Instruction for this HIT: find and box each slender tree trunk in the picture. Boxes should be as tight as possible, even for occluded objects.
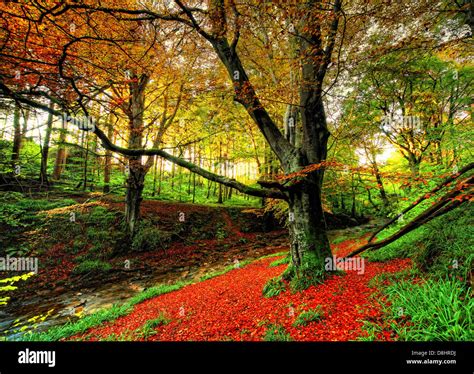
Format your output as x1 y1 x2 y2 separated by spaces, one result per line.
192 170 196 204
125 74 149 236
82 134 89 191
103 121 113 193
39 103 54 185
157 156 163 195
171 148 176 190
11 103 22 168
407 153 421 177
21 106 29 140
217 141 223 203
52 116 67 181
374 165 389 208
152 156 158 197
125 163 145 235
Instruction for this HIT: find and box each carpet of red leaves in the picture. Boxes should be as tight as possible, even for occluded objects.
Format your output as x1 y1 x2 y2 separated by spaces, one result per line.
74 238 411 342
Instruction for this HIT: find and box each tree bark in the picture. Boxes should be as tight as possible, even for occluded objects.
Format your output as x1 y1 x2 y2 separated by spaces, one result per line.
11 103 21 168
125 73 149 236
284 174 331 288
103 120 114 193
52 116 67 181
39 103 54 185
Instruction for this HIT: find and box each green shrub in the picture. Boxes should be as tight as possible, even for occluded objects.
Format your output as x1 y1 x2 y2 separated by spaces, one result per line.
73 260 112 275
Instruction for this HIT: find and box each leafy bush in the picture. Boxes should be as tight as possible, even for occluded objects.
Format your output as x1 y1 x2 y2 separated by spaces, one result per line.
215 224 227 240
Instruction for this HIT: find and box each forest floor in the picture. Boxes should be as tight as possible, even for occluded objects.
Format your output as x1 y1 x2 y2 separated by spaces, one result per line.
1 198 288 336
69 237 411 341
2 196 410 341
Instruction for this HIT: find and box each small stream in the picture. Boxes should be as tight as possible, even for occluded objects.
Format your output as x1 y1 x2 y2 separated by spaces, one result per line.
0 263 220 341
0 220 382 340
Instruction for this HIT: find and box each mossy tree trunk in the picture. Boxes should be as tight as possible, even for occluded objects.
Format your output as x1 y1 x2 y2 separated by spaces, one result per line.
284 175 331 289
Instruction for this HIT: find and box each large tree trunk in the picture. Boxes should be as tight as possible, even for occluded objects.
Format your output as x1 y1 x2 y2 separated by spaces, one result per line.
284 177 331 288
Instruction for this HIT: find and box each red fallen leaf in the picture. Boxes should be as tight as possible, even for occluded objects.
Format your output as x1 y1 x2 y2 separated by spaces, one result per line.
70 241 411 342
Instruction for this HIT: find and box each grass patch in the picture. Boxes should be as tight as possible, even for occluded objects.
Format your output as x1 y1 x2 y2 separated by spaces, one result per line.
269 256 289 268
382 277 473 341
331 235 349 245
137 314 171 339
292 306 324 327
263 324 292 341
262 276 286 297
360 204 473 341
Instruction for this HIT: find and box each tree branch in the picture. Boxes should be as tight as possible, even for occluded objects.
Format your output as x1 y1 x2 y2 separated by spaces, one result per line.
345 178 473 258
0 89 287 201
368 162 474 242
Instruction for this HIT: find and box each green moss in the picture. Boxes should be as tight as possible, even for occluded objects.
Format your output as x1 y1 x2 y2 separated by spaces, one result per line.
283 252 327 292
